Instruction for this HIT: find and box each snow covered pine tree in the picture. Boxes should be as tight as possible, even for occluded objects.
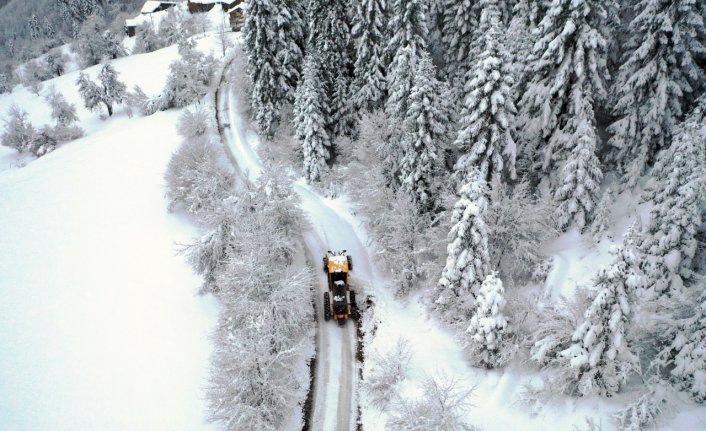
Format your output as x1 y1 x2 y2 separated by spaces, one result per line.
398 52 450 214
638 119 706 298
307 0 354 138
453 0 517 183
658 288 706 403
437 169 492 323
244 0 305 137
518 0 609 228
440 0 481 87
293 54 330 183
351 0 388 112
466 272 509 368
561 226 642 396
608 0 706 187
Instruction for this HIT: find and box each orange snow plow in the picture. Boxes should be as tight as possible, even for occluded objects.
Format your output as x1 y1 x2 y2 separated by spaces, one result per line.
322 250 357 326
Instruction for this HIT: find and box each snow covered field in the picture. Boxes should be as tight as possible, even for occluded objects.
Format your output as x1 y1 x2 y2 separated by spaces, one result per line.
0 41 220 431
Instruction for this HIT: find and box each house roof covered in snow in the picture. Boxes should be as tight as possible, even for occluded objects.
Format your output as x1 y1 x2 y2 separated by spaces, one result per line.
141 1 162 13
141 1 179 14
226 3 244 13
126 15 148 27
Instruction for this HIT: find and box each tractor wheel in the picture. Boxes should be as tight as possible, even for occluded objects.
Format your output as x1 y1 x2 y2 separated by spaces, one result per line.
347 255 353 271
349 290 358 320
323 292 331 321
323 257 328 273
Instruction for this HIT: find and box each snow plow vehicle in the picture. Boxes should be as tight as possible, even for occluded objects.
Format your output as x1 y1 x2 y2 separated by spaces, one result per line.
322 250 357 326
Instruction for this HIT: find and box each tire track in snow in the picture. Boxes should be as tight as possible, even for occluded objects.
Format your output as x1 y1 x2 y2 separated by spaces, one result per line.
216 62 362 431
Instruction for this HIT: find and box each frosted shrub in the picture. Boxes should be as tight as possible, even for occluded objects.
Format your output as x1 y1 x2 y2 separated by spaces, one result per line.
203 178 312 430
487 177 555 281
76 63 127 117
46 124 84 144
373 191 446 296
1 104 83 157
162 47 216 109
74 14 125 68
126 85 164 116
615 383 669 431
184 206 238 294
347 127 447 296
164 137 235 221
0 73 11 94
177 106 213 139
253 174 306 243
363 337 412 409
45 50 67 77
209 263 313 429
530 290 592 368
158 8 183 46
45 87 78 126
178 13 209 39
530 259 554 284
1 106 36 154
499 287 539 364
20 58 53 91
183 174 304 293
134 22 164 54
28 127 57 157
388 375 478 431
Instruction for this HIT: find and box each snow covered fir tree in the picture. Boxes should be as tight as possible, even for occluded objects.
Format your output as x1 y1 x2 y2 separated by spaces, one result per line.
0 0 705 430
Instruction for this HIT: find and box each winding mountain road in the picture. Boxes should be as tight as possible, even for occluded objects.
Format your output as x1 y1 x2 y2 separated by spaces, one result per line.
216 61 371 431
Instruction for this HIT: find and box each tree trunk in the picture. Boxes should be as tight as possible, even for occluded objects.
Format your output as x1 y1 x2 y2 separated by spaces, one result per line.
106 102 113 116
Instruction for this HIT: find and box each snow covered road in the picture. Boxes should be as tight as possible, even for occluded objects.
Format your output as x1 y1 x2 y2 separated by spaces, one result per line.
218 68 369 431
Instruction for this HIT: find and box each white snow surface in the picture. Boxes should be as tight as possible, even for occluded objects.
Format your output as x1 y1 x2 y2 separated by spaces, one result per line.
0 37 227 431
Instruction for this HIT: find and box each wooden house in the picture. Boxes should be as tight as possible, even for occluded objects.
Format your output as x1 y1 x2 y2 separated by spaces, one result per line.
187 0 217 13
227 3 245 31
